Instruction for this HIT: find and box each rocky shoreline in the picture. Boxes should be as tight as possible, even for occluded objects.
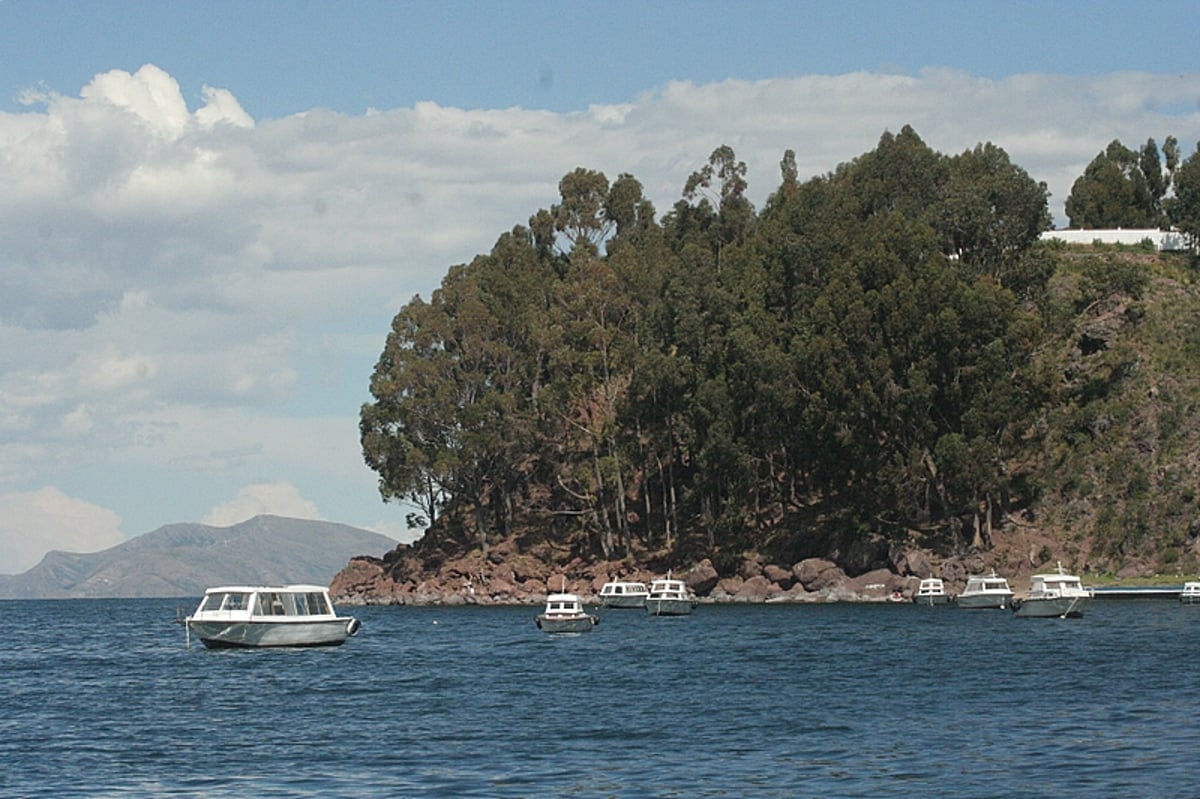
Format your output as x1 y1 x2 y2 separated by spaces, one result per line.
329 538 949 606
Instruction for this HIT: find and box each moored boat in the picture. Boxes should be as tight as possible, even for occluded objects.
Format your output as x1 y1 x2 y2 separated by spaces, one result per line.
957 571 1014 610
645 574 697 616
1181 582 1200 604
185 585 361 648
1012 563 1092 618
599 580 649 609
536 591 599 633
912 577 953 606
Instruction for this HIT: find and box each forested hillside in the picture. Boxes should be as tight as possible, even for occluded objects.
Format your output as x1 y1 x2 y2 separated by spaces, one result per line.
360 126 1200 581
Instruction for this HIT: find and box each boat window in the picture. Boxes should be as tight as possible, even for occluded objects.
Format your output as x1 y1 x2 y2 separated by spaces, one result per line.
306 592 331 614
255 592 287 615
205 592 249 612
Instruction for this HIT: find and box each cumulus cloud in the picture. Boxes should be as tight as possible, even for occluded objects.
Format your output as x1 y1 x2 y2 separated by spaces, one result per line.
0 488 124 574
1 64 1199 571
202 482 321 527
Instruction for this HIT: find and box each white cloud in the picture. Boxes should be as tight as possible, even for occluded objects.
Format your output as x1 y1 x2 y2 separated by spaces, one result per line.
1 65 1199 571
0 488 124 574
202 482 321 527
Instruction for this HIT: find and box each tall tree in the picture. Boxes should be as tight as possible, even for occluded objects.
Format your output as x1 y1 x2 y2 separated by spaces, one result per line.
933 142 1051 285
1065 139 1161 228
1170 139 1200 247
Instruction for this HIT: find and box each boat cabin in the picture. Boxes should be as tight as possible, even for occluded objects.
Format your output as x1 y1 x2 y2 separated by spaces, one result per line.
648 578 690 598
600 581 648 597
193 585 337 620
1029 572 1086 598
915 578 947 596
541 593 586 618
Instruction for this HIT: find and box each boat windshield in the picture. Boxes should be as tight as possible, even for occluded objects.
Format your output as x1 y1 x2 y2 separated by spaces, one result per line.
201 592 251 612
254 591 332 616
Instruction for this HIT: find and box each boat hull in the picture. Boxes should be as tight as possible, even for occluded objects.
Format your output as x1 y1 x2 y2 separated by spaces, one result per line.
1013 596 1090 618
188 617 359 648
645 599 694 616
912 595 953 606
956 594 1012 610
536 614 598 633
601 596 647 609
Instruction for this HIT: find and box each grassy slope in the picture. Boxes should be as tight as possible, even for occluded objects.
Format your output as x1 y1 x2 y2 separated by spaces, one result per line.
987 246 1200 582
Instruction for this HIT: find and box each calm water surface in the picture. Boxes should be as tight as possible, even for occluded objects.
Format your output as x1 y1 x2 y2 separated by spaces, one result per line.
2 598 1198 797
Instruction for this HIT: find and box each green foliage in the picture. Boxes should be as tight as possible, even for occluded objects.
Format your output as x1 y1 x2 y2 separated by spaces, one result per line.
1170 139 1200 248
1065 138 1171 228
362 128 1200 573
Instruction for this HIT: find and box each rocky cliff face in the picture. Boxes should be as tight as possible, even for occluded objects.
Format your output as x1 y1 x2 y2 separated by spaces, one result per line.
330 536 929 606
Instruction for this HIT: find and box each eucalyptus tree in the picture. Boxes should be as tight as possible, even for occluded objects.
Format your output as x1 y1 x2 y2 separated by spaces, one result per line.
361 227 553 555
1169 139 1200 247
933 142 1051 287
1065 139 1163 228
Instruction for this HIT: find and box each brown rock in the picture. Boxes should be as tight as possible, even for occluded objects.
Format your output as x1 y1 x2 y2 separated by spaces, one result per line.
715 576 744 597
739 555 764 579
684 559 720 596
846 568 900 601
734 575 773 602
793 558 844 592
762 564 794 589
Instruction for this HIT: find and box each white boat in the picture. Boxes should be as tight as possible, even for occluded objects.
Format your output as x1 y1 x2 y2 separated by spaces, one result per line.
536 592 599 633
185 585 361 648
645 575 697 616
1012 563 1092 618
957 571 1014 610
1181 582 1200 604
599 580 649 608
912 577 953 606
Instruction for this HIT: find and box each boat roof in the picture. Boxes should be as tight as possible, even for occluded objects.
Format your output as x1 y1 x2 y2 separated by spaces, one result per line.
203 584 330 594
546 592 582 601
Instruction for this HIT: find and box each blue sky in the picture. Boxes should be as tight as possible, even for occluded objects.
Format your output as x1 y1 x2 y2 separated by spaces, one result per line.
6 1 1197 119
1 0 1198 574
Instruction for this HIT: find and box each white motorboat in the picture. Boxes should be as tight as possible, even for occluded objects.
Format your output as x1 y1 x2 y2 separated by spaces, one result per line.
599 580 649 608
645 575 697 616
185 585 361 648
536 592 599 633
912 577 953 606
957 571 1014 610
1181 582 1200 604
1012 563 1092 618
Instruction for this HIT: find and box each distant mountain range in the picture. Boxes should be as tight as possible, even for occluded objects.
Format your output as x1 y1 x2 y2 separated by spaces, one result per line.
0 515 396 599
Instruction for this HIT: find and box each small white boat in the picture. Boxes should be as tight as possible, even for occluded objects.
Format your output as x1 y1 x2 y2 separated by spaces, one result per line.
912 577 953 606
536 592 599 633
957 571 1014 610
645 575 697 616
185 585 361 648
1181 582 1200 604
1013 563 1092 618
599 580 649 608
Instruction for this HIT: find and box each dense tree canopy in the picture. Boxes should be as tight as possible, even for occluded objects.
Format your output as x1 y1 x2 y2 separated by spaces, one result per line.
362 130 1065 567
1170 139 1200 247
1065 138 1175 228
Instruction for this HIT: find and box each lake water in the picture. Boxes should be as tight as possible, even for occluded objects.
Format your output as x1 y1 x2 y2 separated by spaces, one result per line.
2 597 1198 798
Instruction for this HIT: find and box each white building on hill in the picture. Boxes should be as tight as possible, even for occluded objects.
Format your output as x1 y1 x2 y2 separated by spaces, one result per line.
1040 228 1191 251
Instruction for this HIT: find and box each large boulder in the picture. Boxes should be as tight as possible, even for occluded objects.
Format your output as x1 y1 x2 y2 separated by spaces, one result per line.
685 559 720 596
762 563 795 590
733 575 774 602
845 568 903 601
793 558 845 592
